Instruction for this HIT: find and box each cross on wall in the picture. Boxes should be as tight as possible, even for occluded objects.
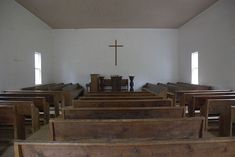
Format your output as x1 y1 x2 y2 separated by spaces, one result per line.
109 40 124 66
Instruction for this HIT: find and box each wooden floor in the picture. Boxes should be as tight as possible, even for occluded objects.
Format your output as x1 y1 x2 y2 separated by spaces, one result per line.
0 146 13 157
0 124 33 157
0 142 11 156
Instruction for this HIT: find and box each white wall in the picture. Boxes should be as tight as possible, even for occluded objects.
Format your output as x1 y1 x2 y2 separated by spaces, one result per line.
0 0 53 91
52 29 179 90
7 0 234 91
179 0 235 89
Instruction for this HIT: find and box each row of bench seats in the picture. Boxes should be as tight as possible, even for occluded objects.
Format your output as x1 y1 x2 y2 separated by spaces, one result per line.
2 82 235 157
0 83 84 142
15 88 235 157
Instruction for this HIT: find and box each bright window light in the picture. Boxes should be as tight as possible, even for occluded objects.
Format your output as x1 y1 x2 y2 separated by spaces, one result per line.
191 52 199 85
34 52 42 85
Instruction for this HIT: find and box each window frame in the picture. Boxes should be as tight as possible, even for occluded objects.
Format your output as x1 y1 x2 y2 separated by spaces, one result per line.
191 52 199 85
34 52 42 85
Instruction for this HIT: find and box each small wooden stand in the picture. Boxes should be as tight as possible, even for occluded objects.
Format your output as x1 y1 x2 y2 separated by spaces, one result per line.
90 74 99 92
99 76 104 91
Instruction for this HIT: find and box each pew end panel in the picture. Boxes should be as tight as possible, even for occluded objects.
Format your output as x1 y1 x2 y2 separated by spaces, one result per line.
200 99 235 137
0 105 25 140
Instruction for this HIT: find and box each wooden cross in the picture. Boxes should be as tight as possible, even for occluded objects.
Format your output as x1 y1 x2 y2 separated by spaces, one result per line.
109 40 124 66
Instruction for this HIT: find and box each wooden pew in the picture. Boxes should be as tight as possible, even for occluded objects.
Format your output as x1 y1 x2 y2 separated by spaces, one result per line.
86 92 155 96
49 117 204 141
0 97 49 123
167 82 194 90
73 99 172 108
0 92 55 107
142 83 175 104
176 82 212 90
14 137 235 157
21 83 58 90
61 87 84 106
169 82 212 90
176 89 232 106
181 92 235 107
156 83 187 105
231 106 235 135
165 83 193 105
0 105 24 140
6 86 84 107
47 83 71 91
62 106 185 119
200 99 235 136
191 95 235 116
157 83 185 93
79 96 162 100
33 83 64 90
0 101 40 132
142 83 168 95
0 93 55 116
4 90 63 116
49 83 84 106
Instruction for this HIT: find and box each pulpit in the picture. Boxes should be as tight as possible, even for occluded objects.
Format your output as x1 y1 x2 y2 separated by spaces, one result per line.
88 74 134 92
111 76 122 92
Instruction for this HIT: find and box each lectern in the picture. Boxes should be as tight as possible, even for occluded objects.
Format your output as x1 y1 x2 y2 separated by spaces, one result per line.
111 76 122 92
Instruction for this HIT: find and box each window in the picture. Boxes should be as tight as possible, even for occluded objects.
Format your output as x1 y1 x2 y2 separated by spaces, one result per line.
34 52 42 85
191 52 198 85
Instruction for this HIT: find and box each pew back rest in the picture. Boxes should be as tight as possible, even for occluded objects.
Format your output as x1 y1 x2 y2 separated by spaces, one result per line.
62 106 185 119
0 105 16 125
182 92 235 106
49 117 204 141
73 99 172 108
14 138 235 157
79 96 162 100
